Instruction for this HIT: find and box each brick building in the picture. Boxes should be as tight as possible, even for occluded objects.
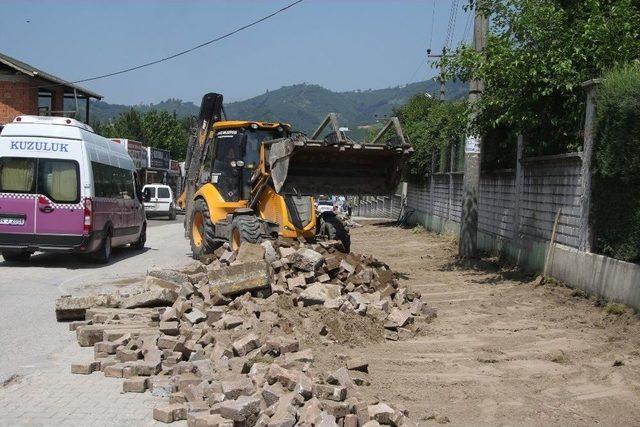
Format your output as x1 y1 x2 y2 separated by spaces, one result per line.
0 52 102 126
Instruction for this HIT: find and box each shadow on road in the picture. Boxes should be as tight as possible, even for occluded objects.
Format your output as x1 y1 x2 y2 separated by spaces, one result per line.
0 246 154 270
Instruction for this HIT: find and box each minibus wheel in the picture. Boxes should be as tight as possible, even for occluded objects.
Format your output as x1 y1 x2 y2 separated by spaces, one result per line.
131 224 146 250
2 251 31 263
94 233 112 264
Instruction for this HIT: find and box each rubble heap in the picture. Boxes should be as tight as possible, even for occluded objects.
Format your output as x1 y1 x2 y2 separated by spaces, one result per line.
58 239 436 426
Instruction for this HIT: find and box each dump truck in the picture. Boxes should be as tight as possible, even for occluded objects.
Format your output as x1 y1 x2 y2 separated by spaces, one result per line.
180 92 411 258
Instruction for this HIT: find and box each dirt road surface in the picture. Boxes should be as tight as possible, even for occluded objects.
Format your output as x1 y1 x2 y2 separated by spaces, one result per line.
1 219 638 426
345 221 640 426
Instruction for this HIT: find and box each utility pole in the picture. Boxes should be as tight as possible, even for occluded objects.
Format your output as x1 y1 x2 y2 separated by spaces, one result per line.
458 1 489 258
427 48 450 101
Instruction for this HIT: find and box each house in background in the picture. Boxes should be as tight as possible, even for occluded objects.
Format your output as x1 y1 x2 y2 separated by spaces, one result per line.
0 52 102 126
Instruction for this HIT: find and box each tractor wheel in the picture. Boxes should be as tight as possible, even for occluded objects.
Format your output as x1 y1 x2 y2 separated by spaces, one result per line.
319 214 351 253
190 198 221 259
230 215 262 252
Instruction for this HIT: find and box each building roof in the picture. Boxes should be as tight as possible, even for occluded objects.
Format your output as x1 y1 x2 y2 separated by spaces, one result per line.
0 52 103 99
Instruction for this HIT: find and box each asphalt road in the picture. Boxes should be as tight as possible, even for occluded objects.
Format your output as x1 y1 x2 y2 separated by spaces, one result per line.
0 217 191 384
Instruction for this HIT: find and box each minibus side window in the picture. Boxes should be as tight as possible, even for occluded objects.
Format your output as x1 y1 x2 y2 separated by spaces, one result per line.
0 158 36 193
92 162 134 200
119 169 135 200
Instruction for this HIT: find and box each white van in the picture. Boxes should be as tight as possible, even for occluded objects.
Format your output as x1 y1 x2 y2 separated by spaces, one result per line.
0 116 147 263
142 184 177 220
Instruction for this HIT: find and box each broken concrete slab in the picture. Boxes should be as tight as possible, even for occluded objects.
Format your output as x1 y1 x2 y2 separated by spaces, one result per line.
313 384 347 402
368 403 395 425
211 395 261 422
148 268 191 286
299 283 342 306
153 403 187 423
233 333 261 356
208 261 270 297
346 359 369 373
235 242 265 263
55 294 120 321
70 361 101 375
120 289 178 309
290 248 324 272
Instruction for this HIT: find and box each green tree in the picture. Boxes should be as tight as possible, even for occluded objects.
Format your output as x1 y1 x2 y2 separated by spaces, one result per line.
92 109 194 161
112 109 144 141
590 64 640 262
390 94 467 180
141 110 189 160
439 0 640 153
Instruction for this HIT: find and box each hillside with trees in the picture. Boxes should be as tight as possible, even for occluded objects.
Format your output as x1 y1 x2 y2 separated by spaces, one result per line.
89 79 466 137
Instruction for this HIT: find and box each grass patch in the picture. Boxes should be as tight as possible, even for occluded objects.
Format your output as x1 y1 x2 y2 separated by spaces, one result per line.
548 350 570 364
571 288 588 298
411 224 426 234
605 302 626 315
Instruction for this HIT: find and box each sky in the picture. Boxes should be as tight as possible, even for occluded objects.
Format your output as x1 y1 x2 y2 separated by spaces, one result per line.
0 0 473 105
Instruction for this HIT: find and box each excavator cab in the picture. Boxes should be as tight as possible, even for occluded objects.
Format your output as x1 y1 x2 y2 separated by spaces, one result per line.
209 125 288 202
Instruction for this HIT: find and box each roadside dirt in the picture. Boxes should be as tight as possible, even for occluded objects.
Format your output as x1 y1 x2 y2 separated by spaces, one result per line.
341 221 640 426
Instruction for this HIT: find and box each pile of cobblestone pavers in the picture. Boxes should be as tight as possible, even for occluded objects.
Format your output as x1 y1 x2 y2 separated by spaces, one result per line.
56 239 436 426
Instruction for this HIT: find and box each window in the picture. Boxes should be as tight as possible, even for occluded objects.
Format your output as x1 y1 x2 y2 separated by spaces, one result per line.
157 187 170 199
38 159 79 203
91 162 135 199
0 158 36 193
145 187 156 198
0 157 79 203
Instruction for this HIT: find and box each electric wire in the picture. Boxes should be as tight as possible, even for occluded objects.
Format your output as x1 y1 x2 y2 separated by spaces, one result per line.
408 0 438 83
41 0 304 88
461 9 473 45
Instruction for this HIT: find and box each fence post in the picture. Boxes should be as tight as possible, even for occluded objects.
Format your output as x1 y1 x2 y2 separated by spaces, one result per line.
578 79 601 253
448 143 455 220
429 148 436 215
512 135 525 250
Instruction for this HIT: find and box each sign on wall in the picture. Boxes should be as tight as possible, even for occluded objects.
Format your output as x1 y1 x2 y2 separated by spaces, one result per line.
147 147 171 171
112 139 148 170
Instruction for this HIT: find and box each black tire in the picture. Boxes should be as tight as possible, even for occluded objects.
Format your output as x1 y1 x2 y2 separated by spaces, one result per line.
2 251 31 262
131 223 146 250
319 214 351 253
94 233 112 264
190 198 221 259
169 206 177 221
230 215 262 251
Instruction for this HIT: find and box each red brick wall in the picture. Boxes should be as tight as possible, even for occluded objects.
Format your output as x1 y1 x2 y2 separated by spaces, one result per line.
0 81 39 125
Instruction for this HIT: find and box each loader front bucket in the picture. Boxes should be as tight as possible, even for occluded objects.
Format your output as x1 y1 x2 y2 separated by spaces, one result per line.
268 138 412 196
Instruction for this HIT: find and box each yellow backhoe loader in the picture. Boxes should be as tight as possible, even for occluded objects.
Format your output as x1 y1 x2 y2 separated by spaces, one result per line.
179 92 411 258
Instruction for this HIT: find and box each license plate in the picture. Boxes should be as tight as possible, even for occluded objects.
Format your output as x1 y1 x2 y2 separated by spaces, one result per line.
0 217 25 226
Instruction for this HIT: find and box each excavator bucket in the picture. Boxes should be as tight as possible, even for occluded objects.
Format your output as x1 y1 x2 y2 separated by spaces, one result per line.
268 116 412 196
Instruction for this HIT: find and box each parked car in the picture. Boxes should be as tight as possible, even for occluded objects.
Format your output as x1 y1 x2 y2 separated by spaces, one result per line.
315 196 336 214
142 184 177 220
0 116 147 263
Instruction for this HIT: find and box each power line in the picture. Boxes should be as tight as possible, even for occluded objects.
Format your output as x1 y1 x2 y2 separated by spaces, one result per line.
451 0 461 48
461 9 473 44
428 0 436 50
444 0 455 49
408 0 438 83
43 0 304 87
